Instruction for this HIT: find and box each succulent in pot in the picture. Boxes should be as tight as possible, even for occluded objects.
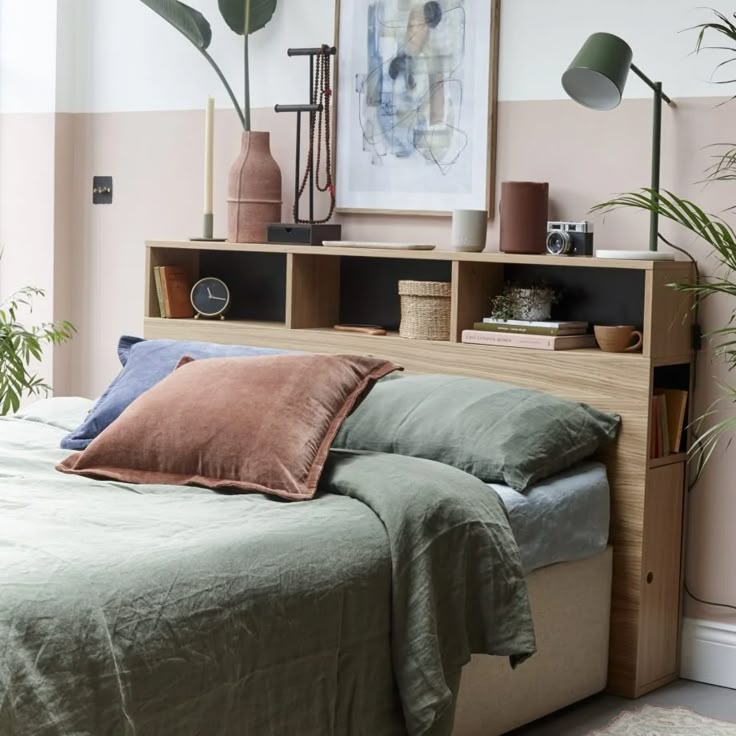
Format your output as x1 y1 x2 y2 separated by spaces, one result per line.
489 284 560 322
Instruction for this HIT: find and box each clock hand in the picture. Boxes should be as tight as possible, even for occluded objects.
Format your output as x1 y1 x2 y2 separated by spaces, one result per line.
210 295 227 301
207 287 213 298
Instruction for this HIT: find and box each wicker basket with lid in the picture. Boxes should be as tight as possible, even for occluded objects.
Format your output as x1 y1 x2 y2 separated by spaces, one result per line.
398 280 452 341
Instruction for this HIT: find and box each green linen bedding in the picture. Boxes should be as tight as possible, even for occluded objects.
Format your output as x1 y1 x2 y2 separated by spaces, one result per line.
0 399 535 736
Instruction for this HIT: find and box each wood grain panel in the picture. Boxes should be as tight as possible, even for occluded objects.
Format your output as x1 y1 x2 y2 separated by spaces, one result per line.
451 261 504 341
286 253 340 329
637 462 685 693
644 264 695 361
147 241 695 270
144 319 650 696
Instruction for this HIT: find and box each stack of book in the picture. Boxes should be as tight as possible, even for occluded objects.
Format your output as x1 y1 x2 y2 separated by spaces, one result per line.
650 389 689 458
153 266 194 319
462 319 595 351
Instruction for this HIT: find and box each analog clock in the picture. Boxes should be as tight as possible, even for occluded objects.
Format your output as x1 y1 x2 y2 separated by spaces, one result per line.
190 277 231 319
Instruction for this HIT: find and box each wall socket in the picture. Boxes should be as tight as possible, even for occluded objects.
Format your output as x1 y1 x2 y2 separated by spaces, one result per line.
93 176 113 204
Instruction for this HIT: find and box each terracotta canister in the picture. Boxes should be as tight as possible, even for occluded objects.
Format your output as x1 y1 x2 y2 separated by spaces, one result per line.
228 131 282 243
499 181 549 254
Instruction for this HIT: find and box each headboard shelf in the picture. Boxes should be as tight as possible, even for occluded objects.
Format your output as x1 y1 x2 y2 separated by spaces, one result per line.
144 239 695 699
146 239 694 271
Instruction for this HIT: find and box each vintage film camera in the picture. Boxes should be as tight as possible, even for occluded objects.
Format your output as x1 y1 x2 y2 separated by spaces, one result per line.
546 221 594 256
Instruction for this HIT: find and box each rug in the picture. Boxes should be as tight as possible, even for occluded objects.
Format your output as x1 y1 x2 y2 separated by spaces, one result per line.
590 706 736 735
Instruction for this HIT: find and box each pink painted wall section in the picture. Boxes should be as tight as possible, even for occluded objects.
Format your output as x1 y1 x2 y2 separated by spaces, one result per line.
0 113 57 392
53 113 78 394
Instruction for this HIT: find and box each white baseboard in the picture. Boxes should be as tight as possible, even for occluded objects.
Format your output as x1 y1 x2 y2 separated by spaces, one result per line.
681 617 736 690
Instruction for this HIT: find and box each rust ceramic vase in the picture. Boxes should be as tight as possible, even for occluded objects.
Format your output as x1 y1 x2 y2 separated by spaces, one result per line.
227 131 282 243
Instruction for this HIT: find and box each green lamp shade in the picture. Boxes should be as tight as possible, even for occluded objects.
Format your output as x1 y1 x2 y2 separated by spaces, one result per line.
562 32 634 110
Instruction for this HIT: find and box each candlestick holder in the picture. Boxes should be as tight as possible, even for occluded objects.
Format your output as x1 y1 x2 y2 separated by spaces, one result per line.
191 214 226 242
267 45 341 246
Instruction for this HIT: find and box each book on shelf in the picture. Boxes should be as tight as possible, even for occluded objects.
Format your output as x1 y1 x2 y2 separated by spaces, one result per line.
153 266 167 318
654 394 670 457
158 266 194 319
462 330 596 351
472 322 587 336
482 318 589 330
652 388 688 458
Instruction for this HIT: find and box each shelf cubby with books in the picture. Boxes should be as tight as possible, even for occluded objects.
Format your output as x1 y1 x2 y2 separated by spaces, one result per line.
144 239 696 698
146 245 287 323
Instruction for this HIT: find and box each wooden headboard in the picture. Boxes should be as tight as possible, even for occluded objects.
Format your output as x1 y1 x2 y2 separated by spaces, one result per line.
144 241 695 698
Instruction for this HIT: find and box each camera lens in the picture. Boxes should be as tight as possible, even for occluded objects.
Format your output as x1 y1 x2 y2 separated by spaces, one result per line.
546 230 572 255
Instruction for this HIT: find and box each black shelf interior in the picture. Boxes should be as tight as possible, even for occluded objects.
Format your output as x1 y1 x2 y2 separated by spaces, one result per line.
503 265 646 328
199 251 287 322
340 257 451 330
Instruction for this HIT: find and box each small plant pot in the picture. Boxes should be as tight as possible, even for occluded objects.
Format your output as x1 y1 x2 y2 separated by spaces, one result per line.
509 288 553 321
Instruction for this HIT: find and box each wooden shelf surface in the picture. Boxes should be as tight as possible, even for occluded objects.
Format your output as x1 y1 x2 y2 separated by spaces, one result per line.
648 452 688 469
146 240 693 271
145 318 648 367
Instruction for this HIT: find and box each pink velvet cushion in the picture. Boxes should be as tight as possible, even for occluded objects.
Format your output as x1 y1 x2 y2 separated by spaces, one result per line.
57 353 400 501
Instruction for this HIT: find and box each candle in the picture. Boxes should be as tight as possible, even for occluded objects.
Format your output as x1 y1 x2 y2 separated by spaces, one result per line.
204 96 214 217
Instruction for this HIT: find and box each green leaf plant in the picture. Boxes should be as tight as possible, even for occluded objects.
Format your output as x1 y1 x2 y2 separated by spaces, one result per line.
0 286 75 416
139 0 278 131
592 11 736 465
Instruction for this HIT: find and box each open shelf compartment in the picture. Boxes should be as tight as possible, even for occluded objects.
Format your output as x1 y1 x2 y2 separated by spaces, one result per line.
146 246 287 324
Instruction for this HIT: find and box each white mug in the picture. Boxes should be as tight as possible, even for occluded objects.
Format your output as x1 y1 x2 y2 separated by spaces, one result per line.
451 209 488 252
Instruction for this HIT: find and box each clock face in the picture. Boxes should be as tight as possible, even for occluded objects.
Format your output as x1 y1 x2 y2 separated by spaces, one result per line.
191 277 231 317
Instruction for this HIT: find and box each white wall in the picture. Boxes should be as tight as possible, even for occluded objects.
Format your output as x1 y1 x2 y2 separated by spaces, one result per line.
67 0 732 115
72 0 335 114
0 0 58 113
498 0 728 101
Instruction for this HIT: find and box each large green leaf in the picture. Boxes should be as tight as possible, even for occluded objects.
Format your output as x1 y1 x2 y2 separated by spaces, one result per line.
218 0 277 36
139 0 212 49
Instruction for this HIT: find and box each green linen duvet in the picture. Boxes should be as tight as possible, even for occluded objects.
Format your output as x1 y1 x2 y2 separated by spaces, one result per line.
0 399 535 736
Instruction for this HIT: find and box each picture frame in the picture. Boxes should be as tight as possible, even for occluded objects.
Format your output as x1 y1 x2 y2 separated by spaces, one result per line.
333 0 501 217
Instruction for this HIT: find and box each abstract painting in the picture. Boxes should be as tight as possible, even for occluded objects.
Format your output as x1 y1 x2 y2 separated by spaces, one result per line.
335 0 499 214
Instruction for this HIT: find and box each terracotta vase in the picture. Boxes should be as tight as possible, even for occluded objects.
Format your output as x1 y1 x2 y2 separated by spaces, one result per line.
227 131 282 243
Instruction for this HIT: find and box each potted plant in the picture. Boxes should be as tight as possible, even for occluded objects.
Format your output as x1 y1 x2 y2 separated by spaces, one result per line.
139 0 281 243
0 286 75 415
489 283 560 322
594 9 736 464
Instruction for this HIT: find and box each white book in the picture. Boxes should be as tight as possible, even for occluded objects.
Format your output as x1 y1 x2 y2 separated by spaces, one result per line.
482 318 589 330
462 330 596 351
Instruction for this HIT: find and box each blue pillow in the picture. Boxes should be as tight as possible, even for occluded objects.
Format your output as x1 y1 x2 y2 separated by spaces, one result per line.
61 337 287 450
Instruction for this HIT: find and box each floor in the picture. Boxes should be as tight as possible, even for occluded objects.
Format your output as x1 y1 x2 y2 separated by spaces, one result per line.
509 680 736 735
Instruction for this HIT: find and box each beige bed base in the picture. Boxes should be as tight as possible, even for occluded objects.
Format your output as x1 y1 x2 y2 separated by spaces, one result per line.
454 547 613 735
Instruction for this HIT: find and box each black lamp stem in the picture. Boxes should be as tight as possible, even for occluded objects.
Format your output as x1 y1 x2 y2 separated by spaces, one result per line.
631 64 672 251
649 82 663 252
631 64 672 104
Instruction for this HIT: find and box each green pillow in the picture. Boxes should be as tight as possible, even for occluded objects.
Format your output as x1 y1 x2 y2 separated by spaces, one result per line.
335 374 620 491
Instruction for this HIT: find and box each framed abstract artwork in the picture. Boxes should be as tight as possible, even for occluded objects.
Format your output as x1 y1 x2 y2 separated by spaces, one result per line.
334 0 500 216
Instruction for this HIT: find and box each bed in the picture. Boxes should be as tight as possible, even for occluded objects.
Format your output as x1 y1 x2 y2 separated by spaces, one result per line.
0 392 613 736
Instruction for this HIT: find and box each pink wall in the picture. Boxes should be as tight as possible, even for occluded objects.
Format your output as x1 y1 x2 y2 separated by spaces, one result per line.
0 113 57 391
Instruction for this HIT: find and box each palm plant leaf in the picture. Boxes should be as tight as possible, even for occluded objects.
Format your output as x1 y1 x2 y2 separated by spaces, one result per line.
704 143 736 185
218 0 278 35
596 9 736 463
139 0 212 49
138 0 246 128
592 189 736 272
691 10 736 102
